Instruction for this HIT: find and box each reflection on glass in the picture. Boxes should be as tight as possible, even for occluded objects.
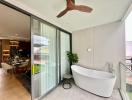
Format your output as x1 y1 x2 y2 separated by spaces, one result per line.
32 19 57 99
60 31 70 80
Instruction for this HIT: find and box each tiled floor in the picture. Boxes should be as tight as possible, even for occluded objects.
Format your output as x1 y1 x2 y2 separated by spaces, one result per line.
0 69 31 100
44 84 122 100
0 68 122 100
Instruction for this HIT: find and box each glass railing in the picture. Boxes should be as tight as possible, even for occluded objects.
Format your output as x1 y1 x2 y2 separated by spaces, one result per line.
119 62 132 100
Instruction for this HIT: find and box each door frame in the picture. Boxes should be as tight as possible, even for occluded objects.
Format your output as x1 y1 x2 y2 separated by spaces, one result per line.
31 17 60 99
31 16 72 99
0 1 72 100
0 40 2 67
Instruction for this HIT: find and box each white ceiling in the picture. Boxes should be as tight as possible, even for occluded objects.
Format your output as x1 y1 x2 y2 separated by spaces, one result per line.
14 0 132 32
0 4 30 40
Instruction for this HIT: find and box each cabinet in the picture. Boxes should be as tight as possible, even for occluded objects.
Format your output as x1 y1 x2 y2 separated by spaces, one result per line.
2 50 10 62
2 40 10 62
1 40 19 62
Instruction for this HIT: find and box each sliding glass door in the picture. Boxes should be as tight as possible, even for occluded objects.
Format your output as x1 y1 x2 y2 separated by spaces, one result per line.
31 18 57 99
60 31 70 80
31 17 71 100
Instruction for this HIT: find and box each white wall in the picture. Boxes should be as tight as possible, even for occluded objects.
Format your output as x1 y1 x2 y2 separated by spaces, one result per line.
72 21 126 88
126 41 132 57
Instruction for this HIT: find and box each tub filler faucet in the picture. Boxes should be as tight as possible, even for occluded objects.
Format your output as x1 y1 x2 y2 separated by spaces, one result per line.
105 62 115 74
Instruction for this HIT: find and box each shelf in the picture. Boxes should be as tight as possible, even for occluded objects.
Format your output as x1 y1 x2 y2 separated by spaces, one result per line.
9 45 18 47
3 54 10 56
10 41 19 44
3 50 10 52
9 40 19 47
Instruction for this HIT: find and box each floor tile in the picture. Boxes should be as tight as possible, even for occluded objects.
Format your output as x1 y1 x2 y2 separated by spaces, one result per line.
44 84 122 100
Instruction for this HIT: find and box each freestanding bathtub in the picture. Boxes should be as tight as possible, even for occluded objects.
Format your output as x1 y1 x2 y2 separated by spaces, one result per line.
71 65 116 97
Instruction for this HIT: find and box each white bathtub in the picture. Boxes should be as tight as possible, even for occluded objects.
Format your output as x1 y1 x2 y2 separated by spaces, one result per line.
71 65 116 97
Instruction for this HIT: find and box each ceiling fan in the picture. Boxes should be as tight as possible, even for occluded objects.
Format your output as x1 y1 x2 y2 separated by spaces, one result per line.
57 0 93 18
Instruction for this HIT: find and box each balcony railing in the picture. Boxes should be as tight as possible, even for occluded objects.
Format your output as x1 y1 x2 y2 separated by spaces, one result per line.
119 62 132 100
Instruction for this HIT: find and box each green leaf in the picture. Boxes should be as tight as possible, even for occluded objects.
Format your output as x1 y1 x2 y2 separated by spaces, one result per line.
67 51 79 65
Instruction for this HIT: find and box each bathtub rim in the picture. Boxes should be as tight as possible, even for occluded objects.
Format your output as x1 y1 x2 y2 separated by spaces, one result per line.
71 65 116 80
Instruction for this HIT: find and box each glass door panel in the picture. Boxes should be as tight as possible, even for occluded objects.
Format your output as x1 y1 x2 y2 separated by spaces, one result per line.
40 22 57 96
60 31 70 80
31 18 57 99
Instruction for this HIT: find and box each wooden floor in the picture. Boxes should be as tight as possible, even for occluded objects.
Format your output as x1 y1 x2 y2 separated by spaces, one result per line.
0 69 31 100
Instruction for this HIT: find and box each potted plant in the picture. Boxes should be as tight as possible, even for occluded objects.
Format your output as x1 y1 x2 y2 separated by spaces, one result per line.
67 51 79 65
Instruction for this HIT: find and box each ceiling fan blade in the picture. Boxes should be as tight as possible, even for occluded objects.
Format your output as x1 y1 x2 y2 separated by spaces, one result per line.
66 0 75 4
57 0 93 18
57 9 69 18
74 5 93 13
72 0 75 4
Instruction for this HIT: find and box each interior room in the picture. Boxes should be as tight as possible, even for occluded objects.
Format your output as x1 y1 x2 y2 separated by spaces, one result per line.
0 0 132 100
0 4 31 100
